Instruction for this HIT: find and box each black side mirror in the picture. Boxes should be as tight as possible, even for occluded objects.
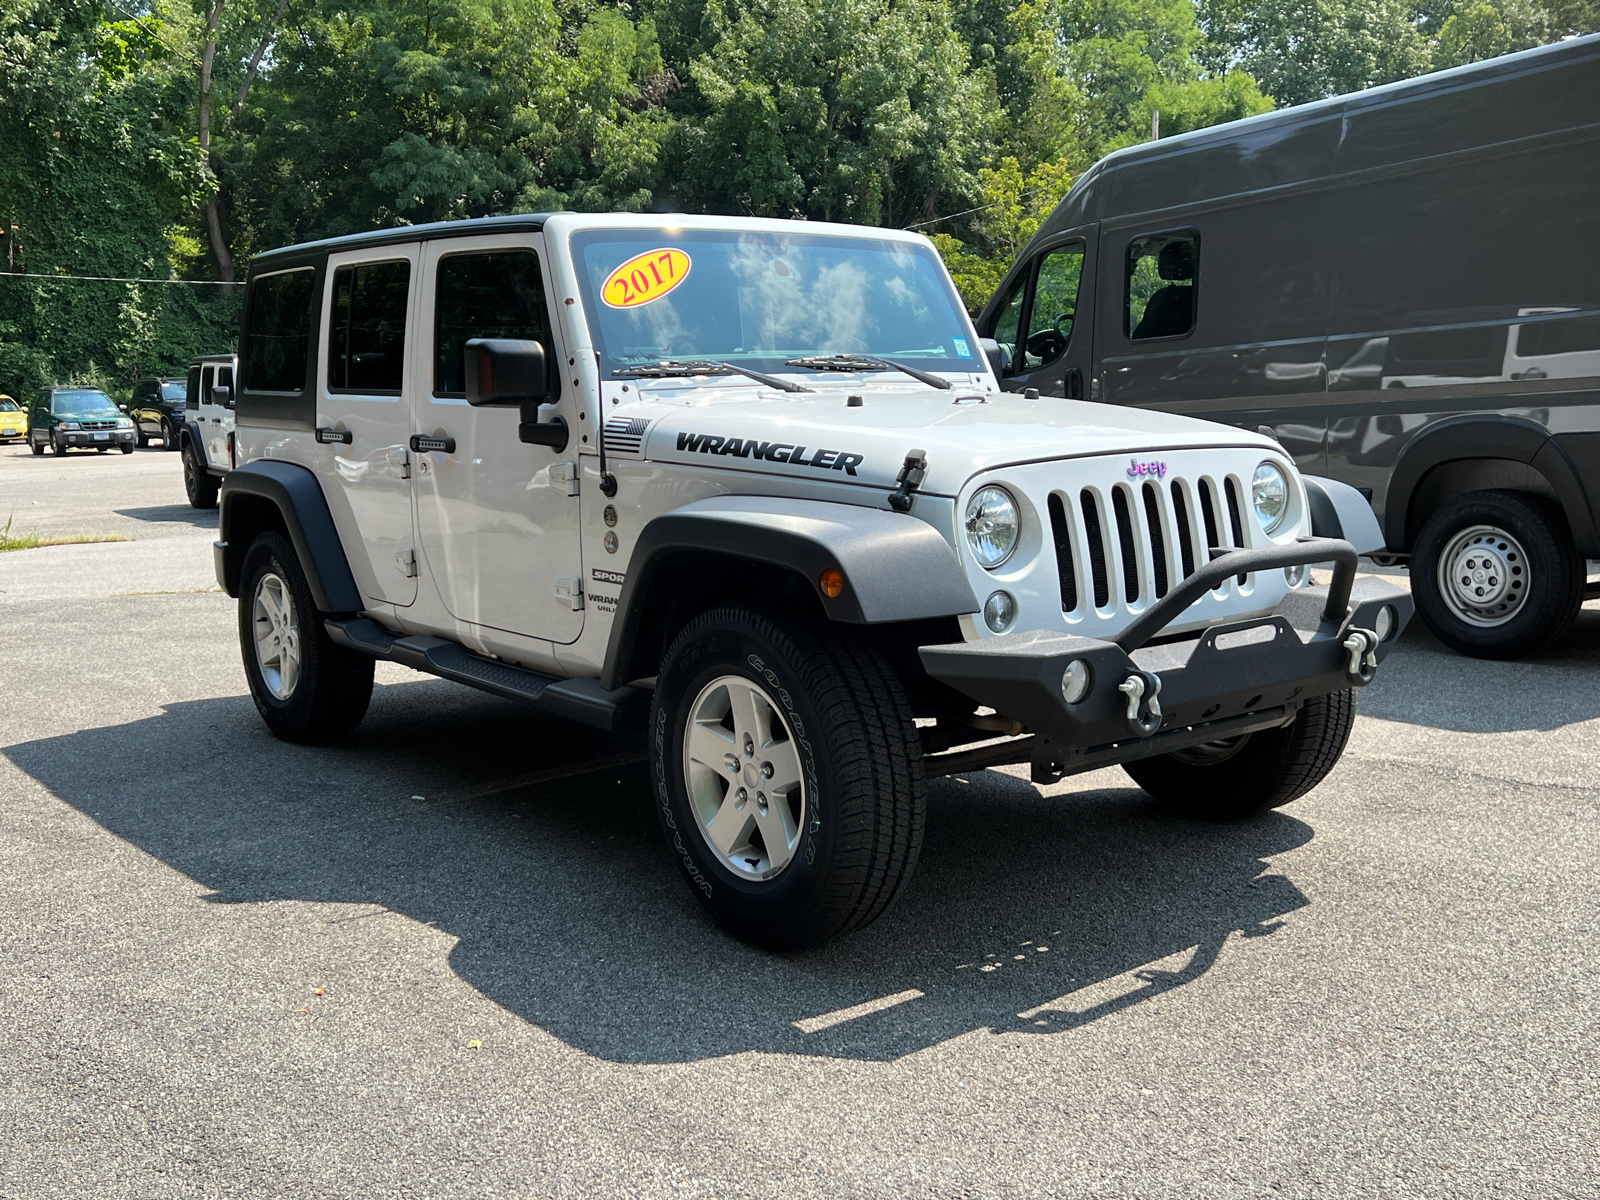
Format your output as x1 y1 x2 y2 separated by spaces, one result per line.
464 338 566 451
979 337 1004 378
212 385 233 409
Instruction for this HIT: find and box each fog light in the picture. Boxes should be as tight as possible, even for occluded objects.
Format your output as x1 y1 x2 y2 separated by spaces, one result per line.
983 590 1016 633
1060 659 1091 704
1375 604 1397 642
1285 563 1308 587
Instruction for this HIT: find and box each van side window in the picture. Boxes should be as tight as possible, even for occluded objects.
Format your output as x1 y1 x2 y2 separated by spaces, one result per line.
1126 232 1198 340
328 260 411 393
990 273 1027 375
244 270 316 392
1023 244 1084 368
433 250 557 398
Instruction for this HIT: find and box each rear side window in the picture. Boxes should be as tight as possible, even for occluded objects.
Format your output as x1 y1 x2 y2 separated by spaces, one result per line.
1517 313 1600 357
433 250 556 397
186 367 201 408
245 269 316 392
1126 231 1198 340
328 260 411 393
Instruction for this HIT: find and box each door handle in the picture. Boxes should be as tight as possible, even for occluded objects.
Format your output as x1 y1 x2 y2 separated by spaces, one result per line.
316 427 353 444
1063 367 1083 399
410 434 456 454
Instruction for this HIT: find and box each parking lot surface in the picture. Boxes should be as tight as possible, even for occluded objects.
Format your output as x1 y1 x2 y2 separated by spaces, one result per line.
1 443 1597 1199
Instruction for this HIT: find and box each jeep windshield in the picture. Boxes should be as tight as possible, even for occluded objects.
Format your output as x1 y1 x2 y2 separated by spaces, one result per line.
572 230 978 380
51 390 119 417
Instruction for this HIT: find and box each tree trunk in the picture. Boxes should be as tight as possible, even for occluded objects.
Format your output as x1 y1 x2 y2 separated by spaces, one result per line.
199 0 234 285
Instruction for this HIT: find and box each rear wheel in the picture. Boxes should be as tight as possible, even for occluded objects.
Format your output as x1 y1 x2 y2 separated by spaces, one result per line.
651 606 925 949
1123 690 1357 820
1410 490 1583 659
135 427 149 448
238 531 373 743
183 442 219 509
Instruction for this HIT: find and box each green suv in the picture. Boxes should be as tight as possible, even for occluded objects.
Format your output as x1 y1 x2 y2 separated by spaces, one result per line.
29 387 136 456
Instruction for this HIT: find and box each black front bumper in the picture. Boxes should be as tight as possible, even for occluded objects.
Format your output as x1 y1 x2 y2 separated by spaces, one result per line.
918 538 1412 780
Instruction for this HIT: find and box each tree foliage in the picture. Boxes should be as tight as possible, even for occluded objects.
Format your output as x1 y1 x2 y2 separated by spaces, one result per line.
1 0 1593 397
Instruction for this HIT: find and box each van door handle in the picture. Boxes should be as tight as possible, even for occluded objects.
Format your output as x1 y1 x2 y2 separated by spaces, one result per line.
1063 367 1083 399
316 427 353 444
410 434 456 454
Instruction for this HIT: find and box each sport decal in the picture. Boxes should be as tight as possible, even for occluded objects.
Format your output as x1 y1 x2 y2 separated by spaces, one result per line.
676 432 865 476
602 248 691 308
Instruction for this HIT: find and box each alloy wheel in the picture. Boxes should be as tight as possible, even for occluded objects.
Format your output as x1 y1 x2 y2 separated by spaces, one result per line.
251 572 302 700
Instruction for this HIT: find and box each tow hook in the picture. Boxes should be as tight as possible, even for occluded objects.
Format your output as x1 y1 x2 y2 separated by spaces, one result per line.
1342 627 1380 686
1118 671 1163 736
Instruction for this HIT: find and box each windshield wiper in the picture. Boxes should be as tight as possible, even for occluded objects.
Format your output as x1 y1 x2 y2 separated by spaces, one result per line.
614 359 810 394
784 354 953 391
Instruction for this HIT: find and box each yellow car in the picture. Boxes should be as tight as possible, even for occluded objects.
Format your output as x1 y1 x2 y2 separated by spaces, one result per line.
0 395 26 442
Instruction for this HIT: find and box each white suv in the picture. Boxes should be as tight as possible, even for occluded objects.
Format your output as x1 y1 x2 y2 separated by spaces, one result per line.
180 353 237 509
215 213 1410 948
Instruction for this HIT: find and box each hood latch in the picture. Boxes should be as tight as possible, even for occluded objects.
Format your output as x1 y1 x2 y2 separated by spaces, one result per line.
887 448 927 513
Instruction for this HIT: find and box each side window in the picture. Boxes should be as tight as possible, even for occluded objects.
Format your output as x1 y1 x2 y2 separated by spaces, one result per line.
1126 231 1198 341
1023 244 1085 369
244 269 316 392
201 366 214 406
433 250 557 398
186 367 201 409
990 273 1028 376
328 260 411 393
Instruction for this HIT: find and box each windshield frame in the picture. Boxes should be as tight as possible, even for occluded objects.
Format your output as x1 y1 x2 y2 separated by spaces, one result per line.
50 389 120 417
570 227 981 382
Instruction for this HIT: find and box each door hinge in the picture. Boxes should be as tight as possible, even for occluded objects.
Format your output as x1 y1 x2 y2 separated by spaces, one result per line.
551 461 579 497
396 548 417 578
387 447 411 479
554 577 584 610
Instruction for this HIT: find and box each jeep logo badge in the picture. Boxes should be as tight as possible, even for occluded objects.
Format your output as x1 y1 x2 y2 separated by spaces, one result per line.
1127 459 1168 478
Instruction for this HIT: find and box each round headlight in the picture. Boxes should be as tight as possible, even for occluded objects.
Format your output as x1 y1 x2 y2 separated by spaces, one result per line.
965 486 1020 569
1252 462 1289 534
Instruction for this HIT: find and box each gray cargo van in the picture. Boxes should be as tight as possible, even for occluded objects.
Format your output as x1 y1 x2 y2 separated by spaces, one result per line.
977 35 1600 659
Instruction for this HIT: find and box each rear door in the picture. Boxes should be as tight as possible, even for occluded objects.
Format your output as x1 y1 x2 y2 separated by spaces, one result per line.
411 232 584 642
203 365 235 467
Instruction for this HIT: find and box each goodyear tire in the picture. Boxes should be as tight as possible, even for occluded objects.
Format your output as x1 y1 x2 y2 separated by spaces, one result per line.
651 606 925 949
239 531 374 744
1123 689 1357 820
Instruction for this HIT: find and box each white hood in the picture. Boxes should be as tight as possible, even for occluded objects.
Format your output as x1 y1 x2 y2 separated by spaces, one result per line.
621 377 1281 494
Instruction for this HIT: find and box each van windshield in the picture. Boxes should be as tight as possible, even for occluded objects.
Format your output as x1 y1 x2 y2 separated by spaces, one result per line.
51 390 120 417
573 230 976 379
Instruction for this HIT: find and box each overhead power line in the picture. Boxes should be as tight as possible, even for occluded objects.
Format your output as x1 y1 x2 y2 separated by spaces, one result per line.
0 270 234 286
106 4 204 67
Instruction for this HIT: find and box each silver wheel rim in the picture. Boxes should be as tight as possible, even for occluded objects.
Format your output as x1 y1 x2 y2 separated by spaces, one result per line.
252 572 302 700
1436 524 1528 627
682 674 807 881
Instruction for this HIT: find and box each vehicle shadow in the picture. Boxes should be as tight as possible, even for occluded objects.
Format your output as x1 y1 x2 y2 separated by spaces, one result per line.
1356 602 1600 733
5 681 1314 1064
114 504 219 530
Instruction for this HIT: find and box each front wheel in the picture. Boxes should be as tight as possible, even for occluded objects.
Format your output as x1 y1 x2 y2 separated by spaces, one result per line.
238 531 374 743
1410 490 1584 659
118 443 133 454
30 442 44 456
651 607 925 949
1123 690 1357 820
52 439 69 456
183 443 219 509
162 419 180 450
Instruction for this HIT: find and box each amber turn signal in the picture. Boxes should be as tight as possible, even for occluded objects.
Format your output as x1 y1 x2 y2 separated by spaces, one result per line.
818 568 844 598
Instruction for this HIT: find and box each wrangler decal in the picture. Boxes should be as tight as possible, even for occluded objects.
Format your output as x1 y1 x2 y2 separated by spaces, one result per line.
676 431 865 476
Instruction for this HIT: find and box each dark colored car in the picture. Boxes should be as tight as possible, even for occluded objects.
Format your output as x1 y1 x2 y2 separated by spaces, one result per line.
975 34 1600 659
128 376 187 449
28 387 136 456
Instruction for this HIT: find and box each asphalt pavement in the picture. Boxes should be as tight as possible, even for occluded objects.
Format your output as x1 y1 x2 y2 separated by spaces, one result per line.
1 442 1596 1198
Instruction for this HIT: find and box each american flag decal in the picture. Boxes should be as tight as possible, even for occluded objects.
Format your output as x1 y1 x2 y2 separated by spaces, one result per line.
603 416 651 457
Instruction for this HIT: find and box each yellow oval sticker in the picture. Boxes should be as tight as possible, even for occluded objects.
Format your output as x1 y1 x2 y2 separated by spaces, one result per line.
602 247 692 309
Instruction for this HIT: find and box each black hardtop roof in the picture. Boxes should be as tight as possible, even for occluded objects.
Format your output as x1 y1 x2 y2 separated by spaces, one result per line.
188 353 237 366
248 213 550 277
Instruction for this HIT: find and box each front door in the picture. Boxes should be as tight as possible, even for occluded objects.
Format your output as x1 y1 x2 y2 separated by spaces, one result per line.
989 228 1096 400
411 233 584 643
313 249 419 607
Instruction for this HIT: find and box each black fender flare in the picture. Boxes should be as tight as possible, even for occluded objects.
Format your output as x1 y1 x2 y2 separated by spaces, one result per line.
600 495 979 690
182 420 208 463
217 460 362 613
1383 415 1597 553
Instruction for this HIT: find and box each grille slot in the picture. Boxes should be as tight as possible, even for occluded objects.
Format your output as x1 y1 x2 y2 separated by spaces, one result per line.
1047 492 1078 612
1171 481 1196 578
1199 478 1221 553
1111 486 1139 603
1080 490 1110 609
1142 483 1169 598
1225 477 1248 583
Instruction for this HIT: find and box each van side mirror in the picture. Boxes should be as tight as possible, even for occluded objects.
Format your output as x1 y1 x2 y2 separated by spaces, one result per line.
979 337 1004 378
212 385 233 409
463 337 567 451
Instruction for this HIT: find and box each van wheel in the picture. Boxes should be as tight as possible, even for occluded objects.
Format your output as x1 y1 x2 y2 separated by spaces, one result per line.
183 443 219 509
238 531 373 743
1124 690 1357 820
1411 490 1583 659
651 607 925 949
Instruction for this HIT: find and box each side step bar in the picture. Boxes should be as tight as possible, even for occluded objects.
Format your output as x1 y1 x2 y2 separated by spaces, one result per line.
326 617 646 733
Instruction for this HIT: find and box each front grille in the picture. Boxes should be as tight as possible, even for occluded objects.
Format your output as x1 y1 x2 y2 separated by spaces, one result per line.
82 420 117 430
1047 468 1257 619
602 416 651 457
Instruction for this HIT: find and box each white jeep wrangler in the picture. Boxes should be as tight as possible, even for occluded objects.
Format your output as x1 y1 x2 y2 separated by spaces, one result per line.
216 213 1410 948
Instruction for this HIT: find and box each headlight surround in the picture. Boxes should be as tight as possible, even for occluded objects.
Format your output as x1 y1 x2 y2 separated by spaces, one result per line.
59 421 81 431
117 417 133 429
964 485 1021 570
1252 461 1289 534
